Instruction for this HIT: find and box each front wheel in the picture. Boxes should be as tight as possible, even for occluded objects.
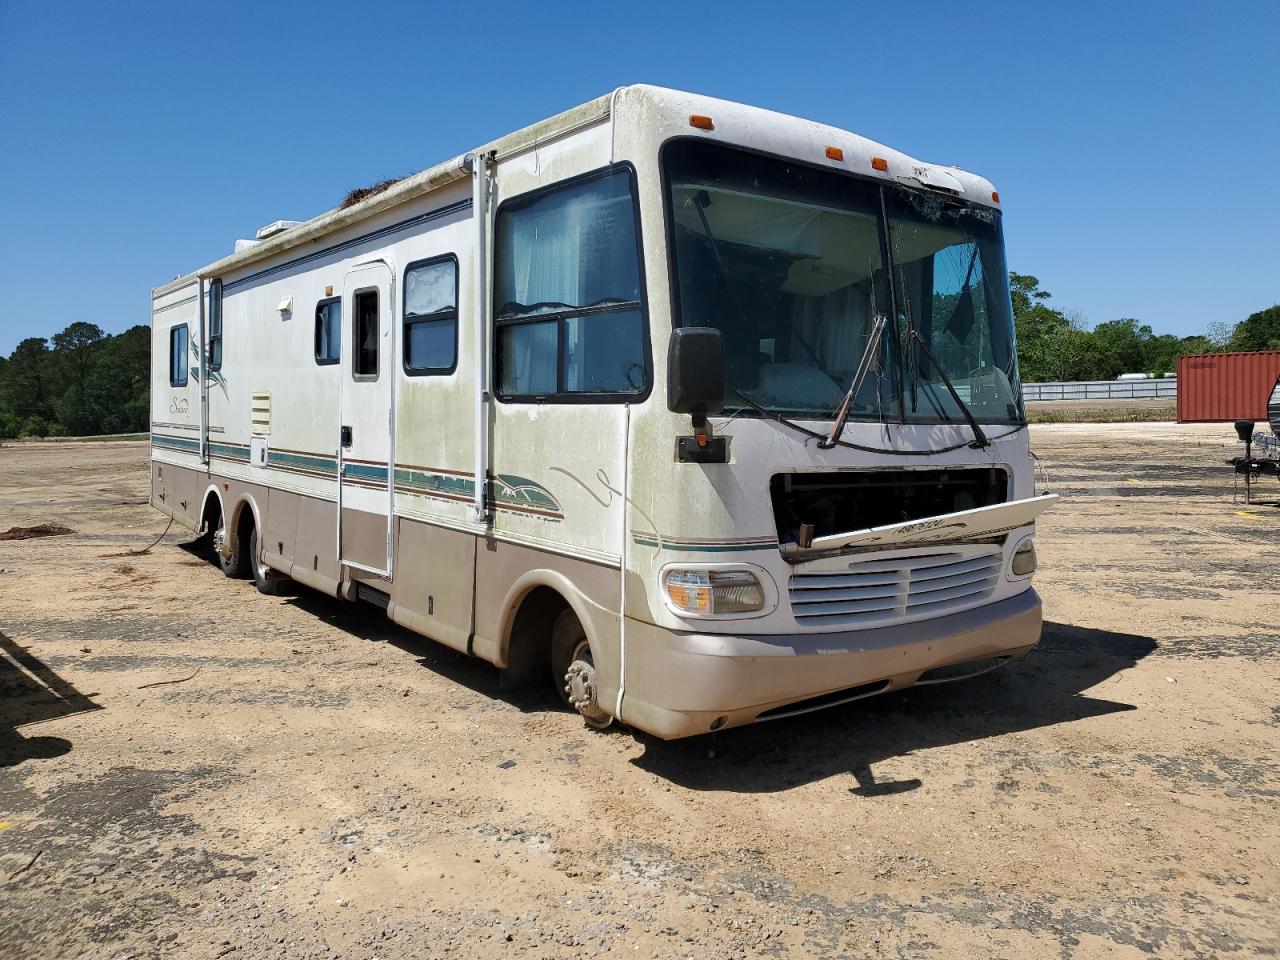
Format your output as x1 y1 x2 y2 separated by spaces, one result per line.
550 610 613 731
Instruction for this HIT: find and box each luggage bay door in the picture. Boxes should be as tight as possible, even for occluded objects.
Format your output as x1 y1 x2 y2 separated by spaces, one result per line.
337 260 396 578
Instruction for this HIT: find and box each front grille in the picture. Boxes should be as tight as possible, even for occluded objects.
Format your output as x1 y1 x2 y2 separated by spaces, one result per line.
789 550 1001 628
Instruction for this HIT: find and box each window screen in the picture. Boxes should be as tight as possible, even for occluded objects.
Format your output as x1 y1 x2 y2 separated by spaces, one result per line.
315 298 340 365
403 256 457 373
353 290 378 378
493 167 647 400
169 324 189 387
207 279 223 370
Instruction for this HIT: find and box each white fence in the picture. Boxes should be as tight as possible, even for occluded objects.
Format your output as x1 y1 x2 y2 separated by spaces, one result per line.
1022 379 1177 402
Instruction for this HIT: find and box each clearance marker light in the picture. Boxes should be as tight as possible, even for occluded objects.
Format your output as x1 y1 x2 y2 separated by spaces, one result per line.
825 146 844 161
689 114 714 130
871 157 889 172
991 191 1001 204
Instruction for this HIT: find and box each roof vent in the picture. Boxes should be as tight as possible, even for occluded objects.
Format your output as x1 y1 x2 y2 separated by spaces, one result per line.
255 219 302 240
234 238 263 253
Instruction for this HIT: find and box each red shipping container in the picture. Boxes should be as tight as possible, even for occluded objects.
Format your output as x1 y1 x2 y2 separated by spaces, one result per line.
1177 351 1280 422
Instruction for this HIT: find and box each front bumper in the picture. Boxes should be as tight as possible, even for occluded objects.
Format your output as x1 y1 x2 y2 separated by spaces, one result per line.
620 588 1042 739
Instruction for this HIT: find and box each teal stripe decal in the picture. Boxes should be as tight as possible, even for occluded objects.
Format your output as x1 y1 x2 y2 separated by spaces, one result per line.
150 436 563 520
631 535 778 553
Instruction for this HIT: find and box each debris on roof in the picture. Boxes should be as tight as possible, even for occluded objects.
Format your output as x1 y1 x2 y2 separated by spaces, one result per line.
340 177 404 209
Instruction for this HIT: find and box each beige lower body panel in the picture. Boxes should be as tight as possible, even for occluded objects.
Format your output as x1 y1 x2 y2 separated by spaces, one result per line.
386 518 476 654
619 589 1043 740
147 459 621 679
150 459 203 531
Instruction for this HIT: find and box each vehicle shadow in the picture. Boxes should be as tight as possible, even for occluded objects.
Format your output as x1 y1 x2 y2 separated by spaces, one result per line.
280 589 560 712
629 622 1155 793
0 631 100 768
270 568 1156 795
172 537 559 713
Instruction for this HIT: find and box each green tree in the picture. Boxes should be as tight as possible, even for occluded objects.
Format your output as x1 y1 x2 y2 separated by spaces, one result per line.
0 338 53 420
1008 273 1090 381
1089 318 1151 378
86 325 150 433
49 322 105 435
1226 305 1280 352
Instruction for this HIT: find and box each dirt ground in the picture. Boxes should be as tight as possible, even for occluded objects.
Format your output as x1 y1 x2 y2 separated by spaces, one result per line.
2 426 1277 960
1024 398 1177 423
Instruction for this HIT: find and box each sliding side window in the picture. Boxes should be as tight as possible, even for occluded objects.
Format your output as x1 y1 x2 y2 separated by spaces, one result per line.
169 324 189 387
403 256 458 374
494 166 648 401
353 290 379 379
207 278 223 370
315 297 341 365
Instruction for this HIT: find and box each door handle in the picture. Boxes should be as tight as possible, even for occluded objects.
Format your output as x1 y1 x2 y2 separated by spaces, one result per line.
340 425 353 447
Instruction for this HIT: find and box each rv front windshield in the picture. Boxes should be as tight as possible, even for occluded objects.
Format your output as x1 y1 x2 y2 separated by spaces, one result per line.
663 140 1024 424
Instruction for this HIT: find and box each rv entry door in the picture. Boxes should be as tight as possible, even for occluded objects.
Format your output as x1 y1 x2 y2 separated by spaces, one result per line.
338 260 396 578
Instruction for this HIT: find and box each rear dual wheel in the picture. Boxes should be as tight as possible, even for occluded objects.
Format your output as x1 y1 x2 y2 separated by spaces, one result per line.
248 526 286 596
214 514 249 579
215 513 285 595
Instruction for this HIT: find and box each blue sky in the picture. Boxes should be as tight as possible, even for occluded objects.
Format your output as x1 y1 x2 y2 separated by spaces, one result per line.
1 0 1276 354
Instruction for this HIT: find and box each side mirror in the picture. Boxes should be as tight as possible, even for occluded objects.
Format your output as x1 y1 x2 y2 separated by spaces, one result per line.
668 327 725 421
1235 420 1255 444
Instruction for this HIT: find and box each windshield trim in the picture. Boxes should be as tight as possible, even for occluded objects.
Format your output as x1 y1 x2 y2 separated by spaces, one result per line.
658 136 1025 427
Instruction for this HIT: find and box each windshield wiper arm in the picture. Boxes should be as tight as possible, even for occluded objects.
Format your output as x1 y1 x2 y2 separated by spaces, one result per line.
909 330 990 449
818 315 887 449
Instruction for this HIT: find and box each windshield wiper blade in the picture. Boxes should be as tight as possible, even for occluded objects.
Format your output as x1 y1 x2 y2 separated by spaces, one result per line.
818 315 887 449
909 330 990 449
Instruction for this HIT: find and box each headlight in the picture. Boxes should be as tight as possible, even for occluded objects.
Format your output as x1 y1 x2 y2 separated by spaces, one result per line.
663 568 766 615
1011 538 1037 576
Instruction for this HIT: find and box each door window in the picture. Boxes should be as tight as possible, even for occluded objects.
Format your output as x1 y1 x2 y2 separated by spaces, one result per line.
353 289 379 379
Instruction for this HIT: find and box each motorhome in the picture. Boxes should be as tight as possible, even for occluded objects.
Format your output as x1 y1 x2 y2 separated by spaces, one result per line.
149 85 1056 739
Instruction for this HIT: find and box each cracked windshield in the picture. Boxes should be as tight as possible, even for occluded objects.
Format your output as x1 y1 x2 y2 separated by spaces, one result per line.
665 139 1024 425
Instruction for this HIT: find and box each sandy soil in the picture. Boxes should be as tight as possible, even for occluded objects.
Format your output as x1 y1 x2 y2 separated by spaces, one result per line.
1 428 1277 960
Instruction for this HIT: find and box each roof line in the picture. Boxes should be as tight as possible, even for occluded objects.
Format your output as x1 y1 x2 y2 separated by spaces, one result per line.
153 90 616 299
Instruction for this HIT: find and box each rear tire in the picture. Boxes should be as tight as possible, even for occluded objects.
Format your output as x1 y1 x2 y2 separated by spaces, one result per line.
550 610 613 731
216 513 250 579
249 526 287 595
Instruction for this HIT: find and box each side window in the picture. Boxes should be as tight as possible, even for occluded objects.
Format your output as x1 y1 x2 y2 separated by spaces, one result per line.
493 167 648 400
353 289 379 378
207 278 223 370
403 256 458 374
315 298 341 365
169 324 189 387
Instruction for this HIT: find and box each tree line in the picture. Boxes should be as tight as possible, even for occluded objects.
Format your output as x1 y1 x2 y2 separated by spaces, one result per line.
0 323 150 438
1 281 1278 438
1011 273 1280 383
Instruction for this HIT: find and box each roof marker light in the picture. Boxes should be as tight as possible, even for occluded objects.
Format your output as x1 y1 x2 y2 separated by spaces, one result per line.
689 115 714 130
871 157 889 172
825 146 844 161
991 191 1001 204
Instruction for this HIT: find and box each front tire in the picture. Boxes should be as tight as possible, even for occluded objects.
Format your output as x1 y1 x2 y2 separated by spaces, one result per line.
550 610 613 731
